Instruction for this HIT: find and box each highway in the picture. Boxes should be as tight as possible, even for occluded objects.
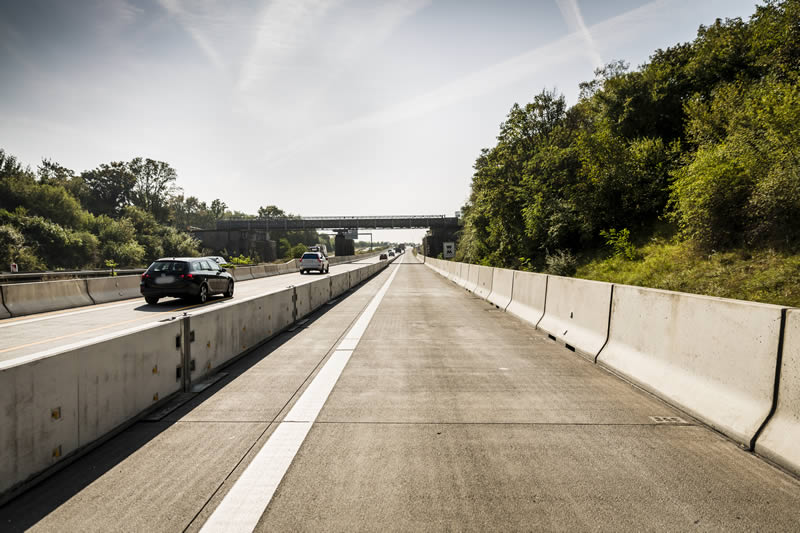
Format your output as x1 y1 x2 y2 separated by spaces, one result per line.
1 251 799 531
0 257 381 362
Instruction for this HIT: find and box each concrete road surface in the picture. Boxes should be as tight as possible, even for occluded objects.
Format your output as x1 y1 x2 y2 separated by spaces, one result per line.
0 257 381 362
2 251 800 532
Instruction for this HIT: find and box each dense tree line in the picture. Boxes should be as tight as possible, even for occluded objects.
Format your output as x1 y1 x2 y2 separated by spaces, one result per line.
0 151 321 269
457 0 800 274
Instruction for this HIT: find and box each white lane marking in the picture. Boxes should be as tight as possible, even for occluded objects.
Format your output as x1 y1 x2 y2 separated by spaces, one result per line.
200 261 400 533
0 300 139 329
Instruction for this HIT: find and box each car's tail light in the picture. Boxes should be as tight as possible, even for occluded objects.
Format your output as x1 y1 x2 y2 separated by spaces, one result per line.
141 273 151 279
180 273 193 280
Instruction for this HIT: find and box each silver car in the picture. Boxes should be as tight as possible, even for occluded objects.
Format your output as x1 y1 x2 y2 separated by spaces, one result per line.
300 252 329 274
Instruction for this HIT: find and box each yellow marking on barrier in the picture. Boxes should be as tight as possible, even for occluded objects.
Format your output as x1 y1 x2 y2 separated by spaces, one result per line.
52 445 61 458
0 301 207 355
152 365 158 374
207 341 211 348
153 393 159 402
51 407 61 420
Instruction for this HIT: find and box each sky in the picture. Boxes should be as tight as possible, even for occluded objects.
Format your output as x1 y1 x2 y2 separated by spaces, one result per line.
0 0 763 243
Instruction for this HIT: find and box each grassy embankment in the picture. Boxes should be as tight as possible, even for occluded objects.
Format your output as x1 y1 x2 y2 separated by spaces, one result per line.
575 236 800 307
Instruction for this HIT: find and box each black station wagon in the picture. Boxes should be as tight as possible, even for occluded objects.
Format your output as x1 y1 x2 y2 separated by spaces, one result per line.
140 257 234 305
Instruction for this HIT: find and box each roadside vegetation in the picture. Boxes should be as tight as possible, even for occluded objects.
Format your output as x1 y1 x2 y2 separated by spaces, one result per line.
455 0 800 305
0 151 328 270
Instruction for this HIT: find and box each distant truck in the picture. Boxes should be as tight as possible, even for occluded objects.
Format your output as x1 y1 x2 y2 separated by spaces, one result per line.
309 244 328 257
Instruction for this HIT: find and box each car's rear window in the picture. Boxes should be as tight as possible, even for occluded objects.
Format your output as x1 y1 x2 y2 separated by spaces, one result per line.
301 253 319 260
148 261 188 273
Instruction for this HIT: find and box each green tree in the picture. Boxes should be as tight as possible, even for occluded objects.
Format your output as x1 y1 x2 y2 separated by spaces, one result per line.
129 157 179 222
81 162 136 216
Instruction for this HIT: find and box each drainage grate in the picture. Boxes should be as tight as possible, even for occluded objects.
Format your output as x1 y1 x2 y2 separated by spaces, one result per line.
649 416 688 424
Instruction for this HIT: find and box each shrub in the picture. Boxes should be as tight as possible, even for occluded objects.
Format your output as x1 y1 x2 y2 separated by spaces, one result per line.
545 249 577 276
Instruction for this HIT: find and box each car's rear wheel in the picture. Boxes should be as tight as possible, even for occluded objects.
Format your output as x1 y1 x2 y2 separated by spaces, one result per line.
198 283 209 304
224 280 234 298
145 296 159 305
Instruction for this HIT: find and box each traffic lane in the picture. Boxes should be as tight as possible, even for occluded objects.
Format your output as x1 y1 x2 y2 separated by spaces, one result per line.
0 257 384 362
255 253 800 531
323 263 673 424
258 424 800 532
0 264 396 533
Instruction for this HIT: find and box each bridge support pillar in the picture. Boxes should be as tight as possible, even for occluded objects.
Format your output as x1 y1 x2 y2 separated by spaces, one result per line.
335 233 355 256
423 228 458 258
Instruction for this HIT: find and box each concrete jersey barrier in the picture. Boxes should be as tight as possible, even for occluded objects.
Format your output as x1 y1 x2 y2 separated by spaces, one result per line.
308 278 332 311
756 308 800 474
188 290 294 380
331 272 350 298
464 264 480 292
0 319 183 497
453 262 466 286
537 275 612 358
231 267 253 281
86 275 141 304
250 265 267 278
597 284 784 447
1 279 94 317
506 271 547 326
0 259 386 500
487 268 514 310
0 290 10 319
474 266 494 300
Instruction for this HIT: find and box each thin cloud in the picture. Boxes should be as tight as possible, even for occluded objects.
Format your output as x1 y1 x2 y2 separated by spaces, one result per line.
238 0 338 93
158 0 226 71
260 0 675 166
556 0 604 69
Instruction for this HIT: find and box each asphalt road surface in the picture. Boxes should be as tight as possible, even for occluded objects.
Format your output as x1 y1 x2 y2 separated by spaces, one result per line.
2 251 799 532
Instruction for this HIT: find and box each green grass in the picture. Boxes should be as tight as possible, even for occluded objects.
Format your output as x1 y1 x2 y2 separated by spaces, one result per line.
575 238 800 307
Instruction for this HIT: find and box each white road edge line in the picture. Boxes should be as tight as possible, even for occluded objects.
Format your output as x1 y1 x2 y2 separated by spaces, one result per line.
199 257 402 533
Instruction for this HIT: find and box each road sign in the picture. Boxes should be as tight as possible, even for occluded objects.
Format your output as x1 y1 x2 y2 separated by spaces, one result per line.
343 229 358 240
443 242 455 259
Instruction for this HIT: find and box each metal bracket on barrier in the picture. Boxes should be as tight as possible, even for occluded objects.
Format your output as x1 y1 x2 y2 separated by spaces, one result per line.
180 315 192 392
289 286 298 323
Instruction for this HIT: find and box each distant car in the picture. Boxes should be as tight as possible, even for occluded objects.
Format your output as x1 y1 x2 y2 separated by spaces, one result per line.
379 253 388 260
207 256 228 264
388 250 395 257
140 257 234 305
300 252 329 274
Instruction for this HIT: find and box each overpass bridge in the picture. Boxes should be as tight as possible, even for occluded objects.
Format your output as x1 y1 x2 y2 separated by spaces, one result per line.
192 216 460 259
1 252 800 531
216 215 461 231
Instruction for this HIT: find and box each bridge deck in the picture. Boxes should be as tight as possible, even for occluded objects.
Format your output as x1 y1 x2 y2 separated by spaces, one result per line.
213 215 460 231
2 253 799 531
